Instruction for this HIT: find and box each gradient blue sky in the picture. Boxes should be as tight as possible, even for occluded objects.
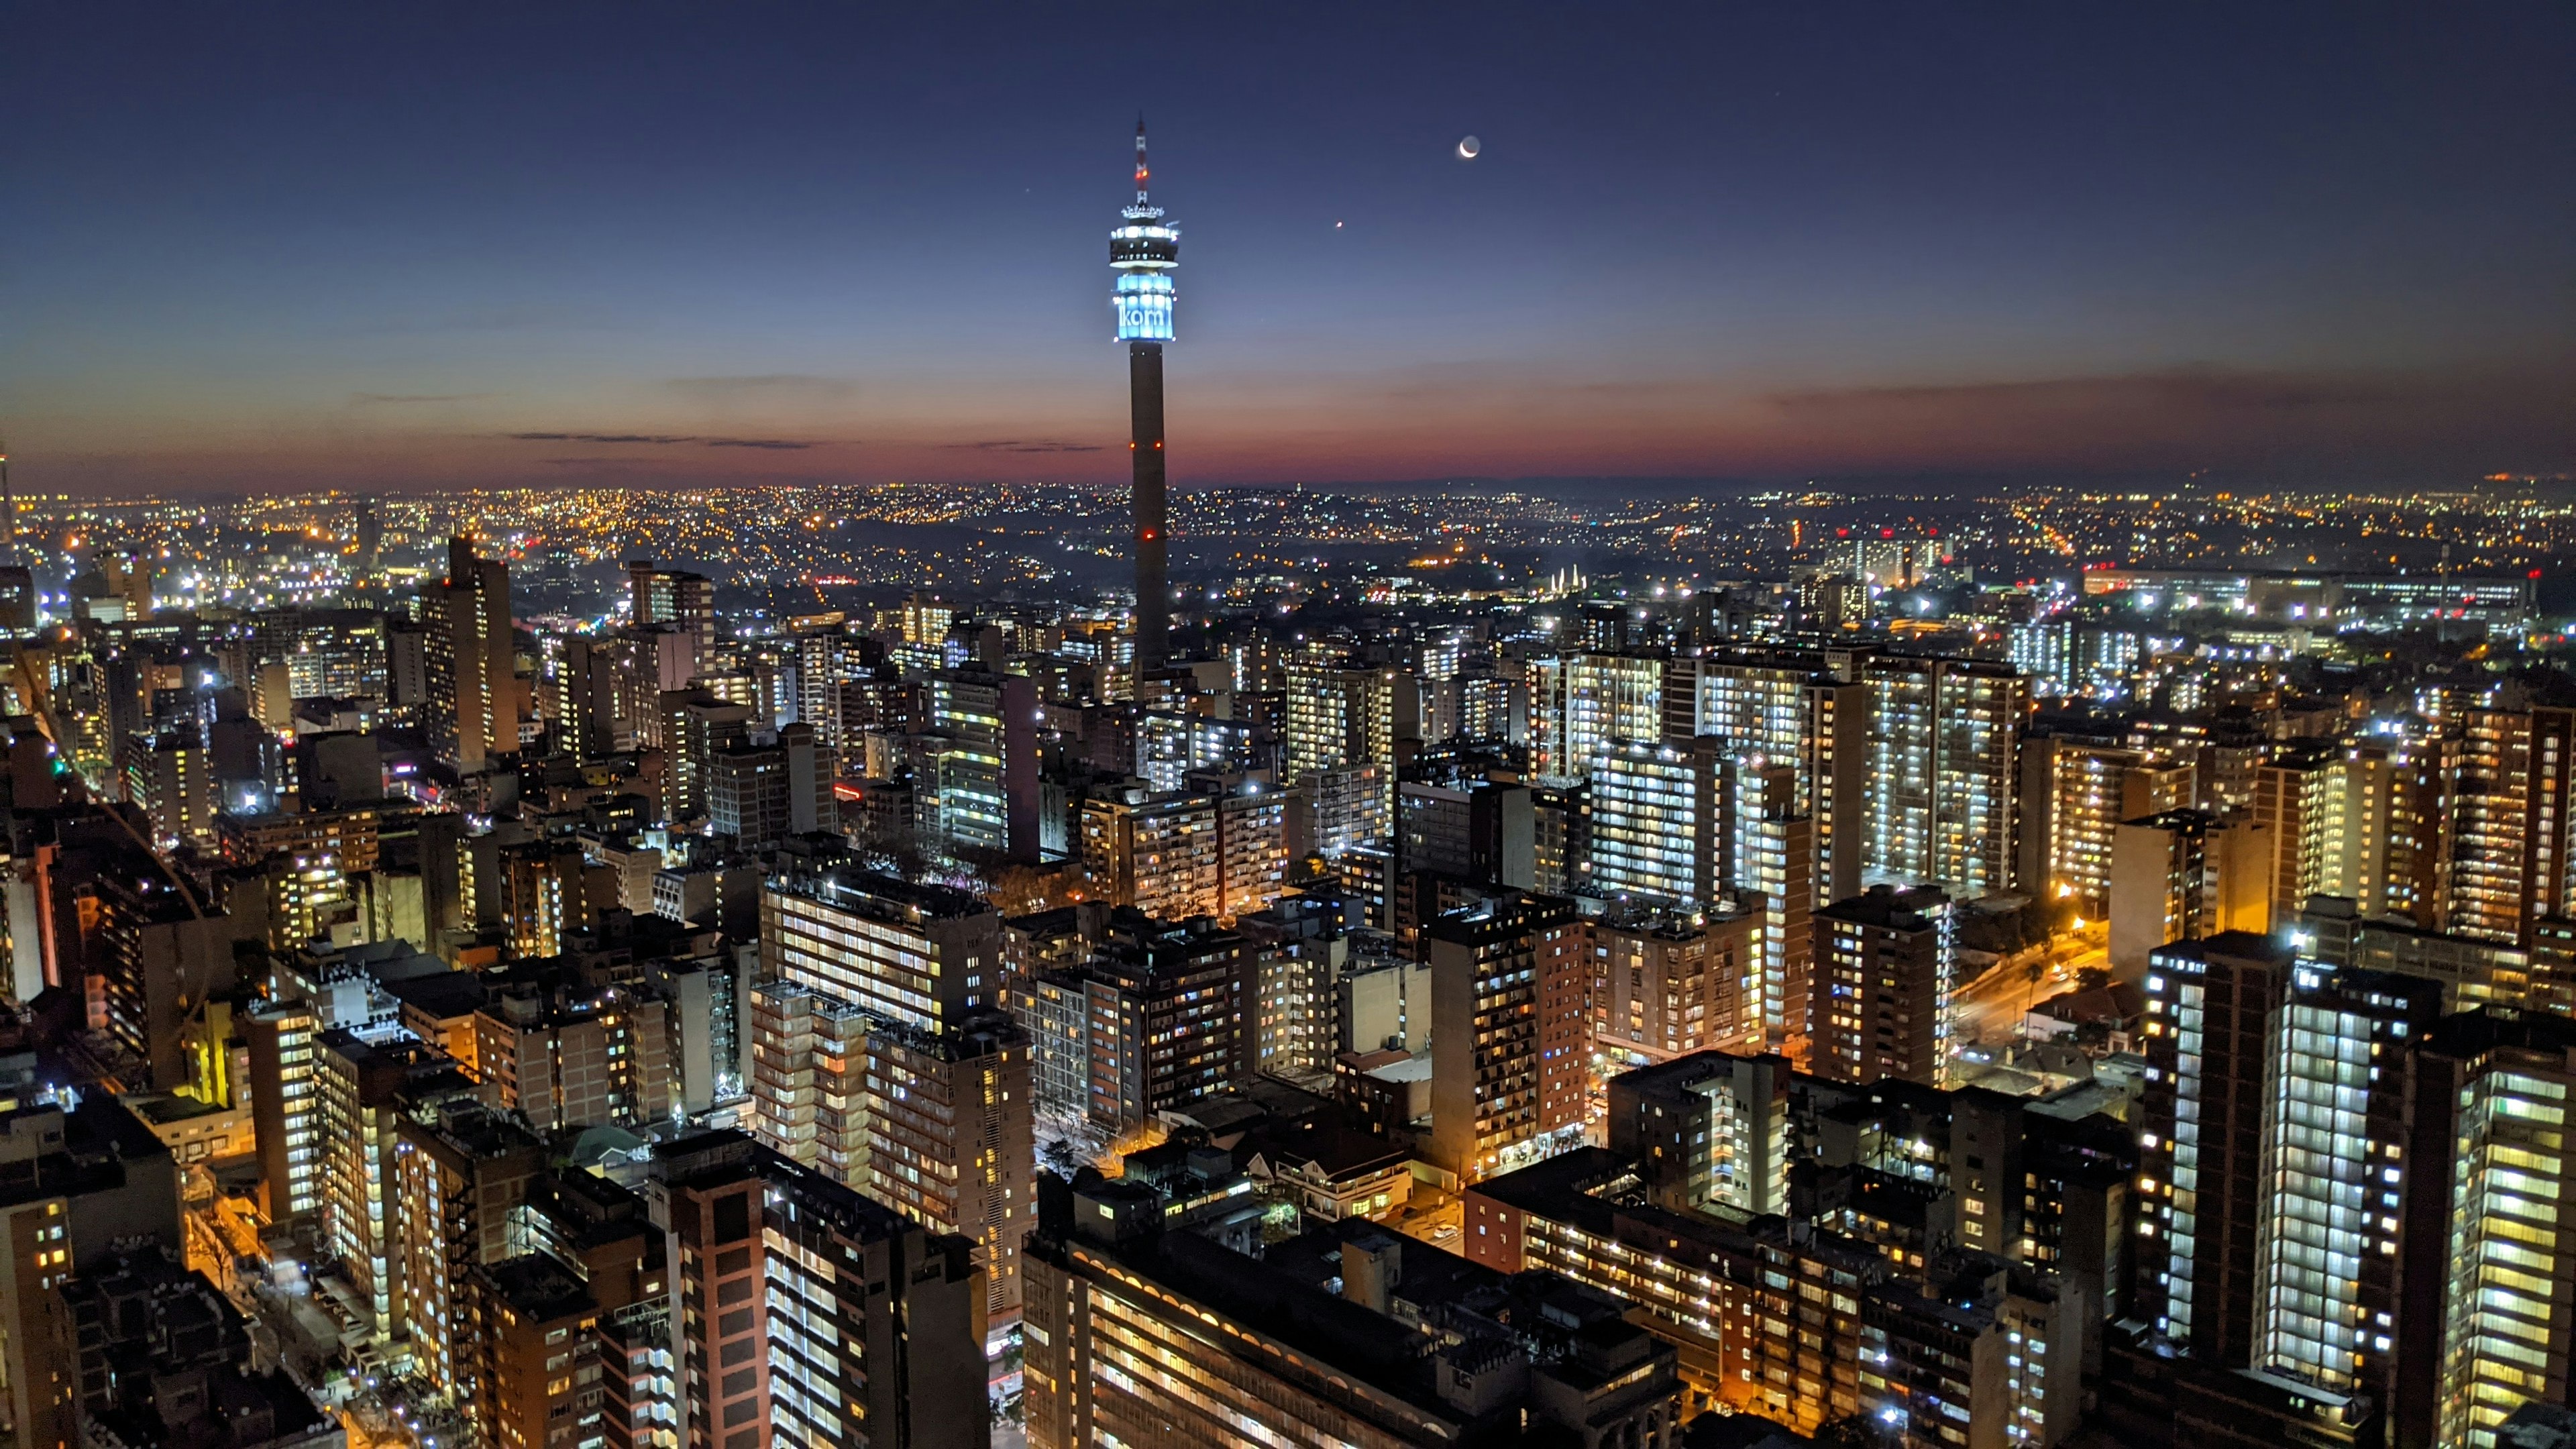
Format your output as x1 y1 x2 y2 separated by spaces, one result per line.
3 3 2571 494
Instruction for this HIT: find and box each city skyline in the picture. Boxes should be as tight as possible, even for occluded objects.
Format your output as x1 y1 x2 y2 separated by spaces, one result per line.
13 11 2576 1449
3 3 2571 496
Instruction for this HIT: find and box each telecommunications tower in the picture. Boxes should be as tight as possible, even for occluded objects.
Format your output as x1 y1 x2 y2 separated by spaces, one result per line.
1109 120 1177 672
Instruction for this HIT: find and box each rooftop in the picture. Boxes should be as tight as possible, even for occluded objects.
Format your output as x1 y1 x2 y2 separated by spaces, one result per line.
1817 883 1950 930
1426 890 1581 945
769 865 994 923
477 1252 596 1323
1364 1053 1434 1085
375 969 490 1020
1241 1117 1412 1182
1069 1229 1450 1431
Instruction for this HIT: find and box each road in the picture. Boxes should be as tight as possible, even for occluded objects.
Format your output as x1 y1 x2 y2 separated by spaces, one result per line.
1952 940 2106 1046
1389 1189 1465 1253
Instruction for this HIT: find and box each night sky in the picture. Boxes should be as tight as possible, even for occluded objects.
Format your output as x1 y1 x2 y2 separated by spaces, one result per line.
3 4 2570 494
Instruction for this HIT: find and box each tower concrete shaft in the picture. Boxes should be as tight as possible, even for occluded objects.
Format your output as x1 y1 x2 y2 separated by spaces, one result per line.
1130 341 1169 672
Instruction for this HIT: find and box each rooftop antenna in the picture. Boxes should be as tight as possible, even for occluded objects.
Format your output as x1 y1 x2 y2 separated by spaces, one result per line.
1134 113 1150 204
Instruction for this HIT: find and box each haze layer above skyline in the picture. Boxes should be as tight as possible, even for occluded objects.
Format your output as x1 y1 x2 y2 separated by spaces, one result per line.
3 3 2571 494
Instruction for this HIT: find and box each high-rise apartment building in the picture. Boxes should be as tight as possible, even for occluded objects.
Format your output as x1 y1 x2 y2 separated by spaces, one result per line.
1132 708 1269 791
875 1010 1035 1315
705 742 791 846
2253 738 2338 928
1239 895 1350 1079
754 869 1033 1320
1577 644 2025 906
2417 1009 2576 1448
1531 780 1588 895
1589 906 1764 1068
1017 909 1251 1132
900 594 956 653
2294 895 2571 1015
244 999 323 1221
2107 808 2272 975
649 949 753 1114
1864 655 2025 898
2137 930 2293 1366
759 870 1004 1034
559 633 647 757
86 870 257 1091
252 606 390 706
2131 976 2576 1445
1396 763 1537 890
1079 777 1287 924
626 557 716 655
2246 710 2576 954
1732 757 1815 1039
1588 735 1726 908
1685 648 1869 905
790 629 885 752
1012 970 1104 1124
1810 884 1955 1087
1309 762 1392 858
119 731 216 850
1863 1262 2082 1449
1024 1172 1681 1449
657 688 753 824
315 1028 474 1342
649 1130 987 1449
0 1102 186 1449
392 1097 543 1409
1428 892 1585 1180
1210 779 1290 921
2249 964 2446 1424
705 722 834 847
1464 1145 1884 1433
2254 737 2447 931
748 977 870 1182
2449 705 2576 946
472 979 678 1132
1283 664 1413 795
424 537 523 772
1441 671 1527 744
1330 957 1428 1061
469 1173 668 1449
2019 736 2195 914
1544 651 1670 784
923 667 1040 861
1605 1049 1792 1216
859 1014 1034 1323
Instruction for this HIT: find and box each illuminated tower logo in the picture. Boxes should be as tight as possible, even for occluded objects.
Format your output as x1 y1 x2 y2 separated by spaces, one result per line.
1111 123 1179 341
1112 121 1177 672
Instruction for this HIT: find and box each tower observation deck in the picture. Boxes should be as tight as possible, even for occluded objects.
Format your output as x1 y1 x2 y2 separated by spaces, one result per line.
1111 121 1177 673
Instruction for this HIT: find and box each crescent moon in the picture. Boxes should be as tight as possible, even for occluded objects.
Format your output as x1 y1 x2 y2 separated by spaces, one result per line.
1457 136 1481 160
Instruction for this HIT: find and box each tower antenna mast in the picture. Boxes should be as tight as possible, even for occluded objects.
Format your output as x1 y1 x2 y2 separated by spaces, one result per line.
0 434 17 566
